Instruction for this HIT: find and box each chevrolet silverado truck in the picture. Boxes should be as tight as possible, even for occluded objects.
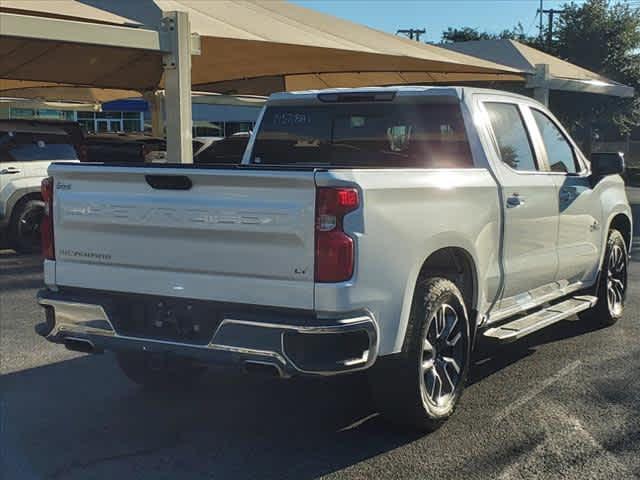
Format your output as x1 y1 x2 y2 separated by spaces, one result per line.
36 87 632 430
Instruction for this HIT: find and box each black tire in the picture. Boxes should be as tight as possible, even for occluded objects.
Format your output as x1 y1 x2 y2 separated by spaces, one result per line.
368 277 471 431
579 229 628 327
116 351 206 390
9 197 44 254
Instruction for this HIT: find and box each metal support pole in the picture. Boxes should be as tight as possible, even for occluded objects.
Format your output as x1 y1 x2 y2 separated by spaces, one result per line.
527 64 551 107
161 11 193 163
143 90 164 137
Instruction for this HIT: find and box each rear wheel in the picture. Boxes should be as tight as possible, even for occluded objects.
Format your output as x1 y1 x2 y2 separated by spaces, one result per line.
579 229 628 327
9 198 44 253
116 351 207 390
368 277 471 431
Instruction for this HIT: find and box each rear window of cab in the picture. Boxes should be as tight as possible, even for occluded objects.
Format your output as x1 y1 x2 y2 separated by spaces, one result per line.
251 102 473 168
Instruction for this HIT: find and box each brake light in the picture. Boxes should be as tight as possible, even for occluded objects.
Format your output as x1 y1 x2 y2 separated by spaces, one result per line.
41 177 55 260
315 187 359 282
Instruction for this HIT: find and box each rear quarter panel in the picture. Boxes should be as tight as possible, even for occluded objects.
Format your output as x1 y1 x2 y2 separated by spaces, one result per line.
315 168 501 355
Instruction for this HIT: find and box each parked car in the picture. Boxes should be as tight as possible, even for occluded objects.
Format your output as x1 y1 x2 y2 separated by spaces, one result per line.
193 132 250 164
0 120 79 252
82 133 166 163
36 87 631 431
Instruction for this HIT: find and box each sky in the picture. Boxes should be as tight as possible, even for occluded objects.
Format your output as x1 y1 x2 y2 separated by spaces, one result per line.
290 0 621 43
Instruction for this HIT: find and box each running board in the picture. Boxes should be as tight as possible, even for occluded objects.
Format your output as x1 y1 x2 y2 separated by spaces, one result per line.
483 295 598 343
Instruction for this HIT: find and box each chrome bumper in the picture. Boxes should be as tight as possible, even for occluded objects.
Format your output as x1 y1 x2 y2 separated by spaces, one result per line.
36 289 378 377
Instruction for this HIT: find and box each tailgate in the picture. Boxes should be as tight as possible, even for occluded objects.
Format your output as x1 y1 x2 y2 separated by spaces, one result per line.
49 164 317 309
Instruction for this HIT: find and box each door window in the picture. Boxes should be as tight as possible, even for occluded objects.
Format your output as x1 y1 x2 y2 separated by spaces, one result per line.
531 109 578 174
485 102 538 172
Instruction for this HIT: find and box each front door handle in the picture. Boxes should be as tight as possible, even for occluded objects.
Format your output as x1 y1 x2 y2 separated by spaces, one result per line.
506 194 524 208
0 167 21 175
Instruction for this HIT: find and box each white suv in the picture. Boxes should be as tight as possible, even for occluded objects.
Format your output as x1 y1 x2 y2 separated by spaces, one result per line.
0 120 79 252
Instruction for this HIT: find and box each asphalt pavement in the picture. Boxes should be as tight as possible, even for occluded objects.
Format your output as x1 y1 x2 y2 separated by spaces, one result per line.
1 188 639 480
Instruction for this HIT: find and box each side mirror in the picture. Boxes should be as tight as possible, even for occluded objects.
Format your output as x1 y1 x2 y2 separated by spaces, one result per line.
591 152 625 178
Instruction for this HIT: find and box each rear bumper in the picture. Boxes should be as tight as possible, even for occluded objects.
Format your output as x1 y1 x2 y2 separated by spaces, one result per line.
36 289 378 377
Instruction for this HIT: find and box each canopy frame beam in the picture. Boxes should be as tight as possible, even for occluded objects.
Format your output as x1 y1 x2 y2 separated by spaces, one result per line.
161 11 194 164
526 63 635 106
0 12 163 52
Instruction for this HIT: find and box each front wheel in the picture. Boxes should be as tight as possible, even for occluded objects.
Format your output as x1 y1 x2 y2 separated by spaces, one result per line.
579 229 628 327
116 351 207 390
368 277 471 431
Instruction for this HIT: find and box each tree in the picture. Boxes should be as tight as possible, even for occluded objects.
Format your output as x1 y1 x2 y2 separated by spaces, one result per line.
552 0 640 139
441 23 531 44
440 0 640 141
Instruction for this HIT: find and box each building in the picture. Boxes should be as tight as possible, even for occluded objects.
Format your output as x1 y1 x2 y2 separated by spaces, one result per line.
0 95 263 137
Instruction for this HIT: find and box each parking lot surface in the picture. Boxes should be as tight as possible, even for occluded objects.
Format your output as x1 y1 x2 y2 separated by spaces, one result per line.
1 188 639 480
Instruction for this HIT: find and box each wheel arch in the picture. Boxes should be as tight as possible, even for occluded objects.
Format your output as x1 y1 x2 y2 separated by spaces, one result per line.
5 187 42 220
416 247 478 317
395 242 480 353
609 212 632 253
8 190 43 223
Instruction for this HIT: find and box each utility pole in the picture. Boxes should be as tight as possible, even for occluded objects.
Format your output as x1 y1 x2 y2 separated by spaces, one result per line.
538 0 544 44
396 28 426 42
537 6 565 48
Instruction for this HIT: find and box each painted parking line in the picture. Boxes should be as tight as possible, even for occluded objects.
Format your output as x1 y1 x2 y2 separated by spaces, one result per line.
497 401 632 480
494 360 582 422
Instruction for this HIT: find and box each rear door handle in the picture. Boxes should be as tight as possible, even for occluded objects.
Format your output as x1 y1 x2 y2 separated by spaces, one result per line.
0 167 21 174
506 194 524 208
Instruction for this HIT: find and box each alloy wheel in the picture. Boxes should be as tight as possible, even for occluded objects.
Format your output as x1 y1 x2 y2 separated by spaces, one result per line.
420 303 467 410
606 243 627 317
18 206 44 250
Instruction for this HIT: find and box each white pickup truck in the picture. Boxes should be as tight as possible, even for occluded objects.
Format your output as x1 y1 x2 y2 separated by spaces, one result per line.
36 87 631 430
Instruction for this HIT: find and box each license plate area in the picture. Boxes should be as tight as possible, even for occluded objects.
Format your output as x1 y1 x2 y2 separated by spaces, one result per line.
110 296 224 345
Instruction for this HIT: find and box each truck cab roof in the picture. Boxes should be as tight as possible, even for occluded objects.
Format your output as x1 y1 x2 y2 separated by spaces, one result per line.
267 86 540 107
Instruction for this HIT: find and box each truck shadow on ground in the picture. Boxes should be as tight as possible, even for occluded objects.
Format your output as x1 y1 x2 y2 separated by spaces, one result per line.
0 251 45 292
1 354 424 480
469 317 606 387
2 312 623 480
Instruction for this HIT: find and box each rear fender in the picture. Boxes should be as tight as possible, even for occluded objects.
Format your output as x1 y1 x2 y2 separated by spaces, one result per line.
393 232 480 353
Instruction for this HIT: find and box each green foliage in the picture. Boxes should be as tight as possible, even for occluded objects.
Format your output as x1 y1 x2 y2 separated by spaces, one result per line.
552 0 640 136
440 0 640 139
441 23 530 43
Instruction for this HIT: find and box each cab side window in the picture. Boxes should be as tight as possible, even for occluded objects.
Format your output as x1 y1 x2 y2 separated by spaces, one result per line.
531 109 578 174
485 102 538 172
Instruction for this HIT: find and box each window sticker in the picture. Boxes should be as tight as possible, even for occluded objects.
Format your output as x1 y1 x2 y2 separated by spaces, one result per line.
272 112 312 126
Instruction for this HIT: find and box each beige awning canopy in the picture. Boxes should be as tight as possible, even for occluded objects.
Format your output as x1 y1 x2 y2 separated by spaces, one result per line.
0 0 524 99
442 39 634 98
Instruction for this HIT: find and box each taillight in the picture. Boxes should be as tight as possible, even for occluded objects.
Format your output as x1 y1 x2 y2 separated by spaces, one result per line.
41 177 55 260
315 187 359 282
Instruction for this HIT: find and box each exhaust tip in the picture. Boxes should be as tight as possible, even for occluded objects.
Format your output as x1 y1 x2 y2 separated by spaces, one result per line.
243 361 284 378
63 337 97 354
35 306 56 337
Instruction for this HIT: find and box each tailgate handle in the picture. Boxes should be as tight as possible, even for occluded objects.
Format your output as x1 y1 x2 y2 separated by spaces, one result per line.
145 175 192 190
